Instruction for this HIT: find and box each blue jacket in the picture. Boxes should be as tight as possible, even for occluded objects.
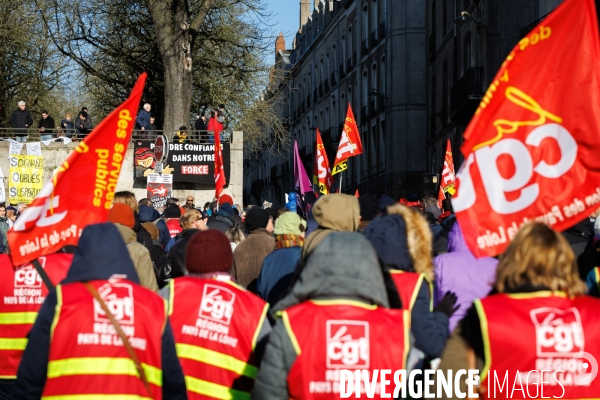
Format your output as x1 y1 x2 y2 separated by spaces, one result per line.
139 205 170 248
257 246 301 305
136 108 152 130
12 223 187 399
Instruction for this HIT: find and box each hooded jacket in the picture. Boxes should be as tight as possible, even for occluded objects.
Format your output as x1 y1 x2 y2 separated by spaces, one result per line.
232 228 275 289
115 223 159 292
433 222 498 333
12 223 187 399
138 205 170 248
301 194 360 259
363 205 450 359
253 233 389 399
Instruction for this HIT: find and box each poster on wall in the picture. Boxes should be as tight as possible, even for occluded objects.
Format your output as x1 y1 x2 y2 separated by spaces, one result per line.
147 173 173 208
133 140 230 185
8 155 44 204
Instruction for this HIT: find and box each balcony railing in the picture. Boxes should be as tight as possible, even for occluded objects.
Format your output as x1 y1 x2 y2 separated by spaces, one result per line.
361 38 369 55
361 103 369 121
449 67 484 121
370 29 378 46
379 21 386 38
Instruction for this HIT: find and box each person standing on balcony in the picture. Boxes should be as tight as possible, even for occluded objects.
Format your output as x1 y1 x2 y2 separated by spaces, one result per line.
37 111 55 141
10 101 33 143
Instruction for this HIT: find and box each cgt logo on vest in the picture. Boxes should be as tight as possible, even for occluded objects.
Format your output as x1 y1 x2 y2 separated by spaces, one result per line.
93 283 134 325
531 307 584 358
326 321 369 369
14 258 46 288
199 284 236 325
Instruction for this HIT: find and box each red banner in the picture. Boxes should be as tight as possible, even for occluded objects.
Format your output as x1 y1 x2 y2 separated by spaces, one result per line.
452 0 600 257
332 104 362 175
313 129 333 194
441 139 456 195
8 74 147 265
214 119 226 198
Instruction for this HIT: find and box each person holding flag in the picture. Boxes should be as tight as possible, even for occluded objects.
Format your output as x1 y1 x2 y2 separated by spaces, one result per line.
332 104 362 177
313 129 333 195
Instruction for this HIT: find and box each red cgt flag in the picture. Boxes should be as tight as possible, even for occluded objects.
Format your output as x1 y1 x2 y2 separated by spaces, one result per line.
441 139 456 195
313 129 334 194
8 73 147 265
452 0 600 258
214 121 226 198
332 104 362 175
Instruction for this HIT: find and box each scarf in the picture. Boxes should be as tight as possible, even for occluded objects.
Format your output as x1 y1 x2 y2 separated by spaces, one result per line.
275 234 304 249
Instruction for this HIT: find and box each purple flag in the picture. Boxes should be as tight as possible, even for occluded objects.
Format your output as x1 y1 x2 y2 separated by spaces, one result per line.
294 140 312 194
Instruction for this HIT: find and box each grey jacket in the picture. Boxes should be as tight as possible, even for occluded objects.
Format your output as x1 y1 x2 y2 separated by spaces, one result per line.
252 232 390 399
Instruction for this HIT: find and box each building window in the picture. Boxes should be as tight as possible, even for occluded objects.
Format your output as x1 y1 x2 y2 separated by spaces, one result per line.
464 32 472 72
371 0 378 36
380 55 387 96
362 5 369 43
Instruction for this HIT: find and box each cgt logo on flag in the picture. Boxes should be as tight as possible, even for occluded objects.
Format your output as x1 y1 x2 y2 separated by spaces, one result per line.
94 283 135 325
326 320 370 369
199 284 236 325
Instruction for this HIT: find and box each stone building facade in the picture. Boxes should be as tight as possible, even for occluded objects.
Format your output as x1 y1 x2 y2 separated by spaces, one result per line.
244 0 427 206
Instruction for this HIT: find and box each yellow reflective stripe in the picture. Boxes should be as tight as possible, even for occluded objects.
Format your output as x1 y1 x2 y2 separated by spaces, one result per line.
0 374 16 379
424 275 434 311
0 338 28 350
47 357 162 387
42 395 152 400
185 375 250 400
176 343 257 378
506 291 568 299
409 274 424 311
0 312 38 324
595 267 600 286
309 299 378 310
280 311 301 355
474 299 492 382
168 280 175 316
50 285 63 341
402 309 410 370
251 303 269 350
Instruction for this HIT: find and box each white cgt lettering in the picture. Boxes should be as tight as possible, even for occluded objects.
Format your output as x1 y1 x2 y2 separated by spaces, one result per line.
453 123 577 214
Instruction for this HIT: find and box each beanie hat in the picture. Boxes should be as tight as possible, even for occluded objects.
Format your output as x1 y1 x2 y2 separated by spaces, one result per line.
219 194 233 206
218 202 234 216
358 194 380 221
186 230 233 274
245 207 270 232
274 212 306 235
164 203 181 218
108 203 135 229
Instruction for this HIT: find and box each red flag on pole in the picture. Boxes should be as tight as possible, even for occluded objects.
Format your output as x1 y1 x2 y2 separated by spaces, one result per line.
332 104 362 175
214 120 226 198
441 139 456 195
8 73 147 265
452 0 600 258
438 185 445 209
313 129 334 194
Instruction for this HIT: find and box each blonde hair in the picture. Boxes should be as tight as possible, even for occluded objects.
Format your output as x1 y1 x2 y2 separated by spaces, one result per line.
495 223 586 296
225 227 245 244
6 209 16 221
386 204 434 281
114 191 139 213
180 209 201 229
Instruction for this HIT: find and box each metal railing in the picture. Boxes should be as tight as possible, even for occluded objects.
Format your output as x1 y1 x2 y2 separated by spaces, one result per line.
0 128 233 144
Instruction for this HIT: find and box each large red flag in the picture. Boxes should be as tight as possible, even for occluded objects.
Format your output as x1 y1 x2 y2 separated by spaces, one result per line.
452 0 600 258
313 129 333 194
441 139 456 195
8 74 147 265
332 104 362 175
214 121 226 198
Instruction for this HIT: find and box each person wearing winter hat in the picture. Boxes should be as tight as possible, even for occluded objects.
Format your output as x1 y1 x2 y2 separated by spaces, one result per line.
164 203 183 238
207 202 236 233
160 230 270 399
158 209 208 287
108 203 158 291
232 207 275 289
358 193 380 232
257 212 307 305
218 193 234 206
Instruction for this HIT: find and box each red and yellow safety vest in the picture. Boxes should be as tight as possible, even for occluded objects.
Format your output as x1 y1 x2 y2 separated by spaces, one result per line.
389 270 433 311
166 219 182 238
42 279 166 399
0 253 72 379
167 277 268 400
475 292 600 399
283 300 409 399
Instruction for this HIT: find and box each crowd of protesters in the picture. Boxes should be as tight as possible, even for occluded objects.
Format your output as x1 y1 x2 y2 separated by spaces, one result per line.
2 188 600 399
